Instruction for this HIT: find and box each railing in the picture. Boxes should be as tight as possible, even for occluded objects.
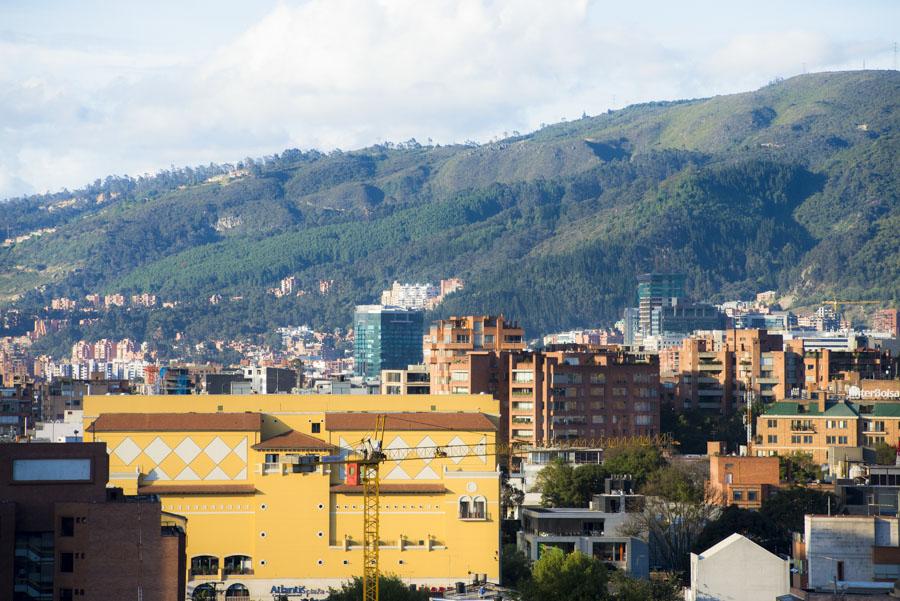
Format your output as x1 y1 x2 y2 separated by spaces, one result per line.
223 567 254 576
262 462 281 475
459 509 489 521
190 567 219 578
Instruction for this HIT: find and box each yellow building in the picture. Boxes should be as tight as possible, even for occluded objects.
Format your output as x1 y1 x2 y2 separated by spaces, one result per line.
83 394 500 600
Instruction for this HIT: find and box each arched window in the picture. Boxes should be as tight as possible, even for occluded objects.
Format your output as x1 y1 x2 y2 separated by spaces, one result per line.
225 583 250 599
192 583 216 601
458 495 472 518
472 495 487 519
223 555 252 576
190 555 219 578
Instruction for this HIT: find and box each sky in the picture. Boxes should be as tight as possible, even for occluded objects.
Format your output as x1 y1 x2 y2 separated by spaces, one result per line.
0 0 897 199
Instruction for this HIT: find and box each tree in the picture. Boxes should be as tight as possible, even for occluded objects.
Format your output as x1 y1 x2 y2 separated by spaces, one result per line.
761 486 838 536
694 505 784 555
501 544 531 589
610 571 682 601
622 464 717 575
501 480 525 519
326 575 429 601
534 460 609 507
875 442 898 465
779 452 821 483
602 444 665 487
520 548 609 601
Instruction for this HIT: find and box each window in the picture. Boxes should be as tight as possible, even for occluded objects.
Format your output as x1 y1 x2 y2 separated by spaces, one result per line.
791 435 801 444
767 435 777 444
60 552 74 573
451 386 469 394
311 423 321 434
60 590 74 601
590 386 605 397
748 491 758 502
264 453 279 464
223 555 253 576
803 436 813 444
635 415 653 426
512 429 533 439
511 401 534 411
60 516 74 537
767 419 777 428
590 373 606 384
191 555 219 577
592 415 605 424
839 436 848 444
225 584 250 598
512 371 534 383
450 371 468 382
732 490 743 501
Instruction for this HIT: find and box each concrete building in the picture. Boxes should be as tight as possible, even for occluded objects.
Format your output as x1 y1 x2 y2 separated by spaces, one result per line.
707 443 780 508
83 393 500 598
381 364 430 395
507 446 603 508
353 305 424 379
424 315 525 394
517 481 648 578
686 533 790 601
654 301 724 336
0 442 186 601
241 366 298 394
34 410 84 443
799 515 900 591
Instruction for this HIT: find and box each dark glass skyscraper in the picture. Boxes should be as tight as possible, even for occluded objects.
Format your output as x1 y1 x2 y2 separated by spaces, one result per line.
353 305 424 378
636 273 686 336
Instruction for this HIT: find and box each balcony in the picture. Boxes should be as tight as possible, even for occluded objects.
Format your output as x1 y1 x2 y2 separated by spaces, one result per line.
698 364 723 371
459 508 489 521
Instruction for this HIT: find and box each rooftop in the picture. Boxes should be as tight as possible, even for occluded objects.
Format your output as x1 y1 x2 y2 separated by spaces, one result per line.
252 429 333 451
89 412 262 432
325 412 497 432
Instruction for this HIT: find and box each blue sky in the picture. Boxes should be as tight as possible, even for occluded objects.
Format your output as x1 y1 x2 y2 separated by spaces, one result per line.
0 0 896 198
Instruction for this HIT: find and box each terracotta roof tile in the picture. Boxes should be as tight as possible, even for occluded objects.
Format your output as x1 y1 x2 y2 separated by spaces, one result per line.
137 484 256 495
325 412 496 432
252 429 334 451
330 484 448 494
88 413 261 432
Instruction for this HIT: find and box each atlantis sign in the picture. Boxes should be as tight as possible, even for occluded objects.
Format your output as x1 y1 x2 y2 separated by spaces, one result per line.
270 585 329 598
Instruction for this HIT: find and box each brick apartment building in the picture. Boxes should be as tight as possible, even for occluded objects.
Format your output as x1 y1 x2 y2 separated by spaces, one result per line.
754 394 900 463
0 443 185 601
706 442 780 508
673 329 801 413
424 315 525 394
874 308 900 337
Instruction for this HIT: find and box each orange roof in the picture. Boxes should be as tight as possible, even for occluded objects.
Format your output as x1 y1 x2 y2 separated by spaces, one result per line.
252 429 334 451
330 484 448 494
88 413 261 432
137 484 256 495
325 412 496 432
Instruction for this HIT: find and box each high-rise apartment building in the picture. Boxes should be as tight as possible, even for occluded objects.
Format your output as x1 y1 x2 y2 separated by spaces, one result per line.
353 305 424 378
673 329 801 413
637 273 686 337
424 315 525 394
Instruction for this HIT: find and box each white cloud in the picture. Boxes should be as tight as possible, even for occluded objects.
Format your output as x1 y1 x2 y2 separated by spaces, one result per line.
0 0 894 199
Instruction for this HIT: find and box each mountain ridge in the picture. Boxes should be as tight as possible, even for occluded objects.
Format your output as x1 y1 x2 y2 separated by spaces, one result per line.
2 70 898 352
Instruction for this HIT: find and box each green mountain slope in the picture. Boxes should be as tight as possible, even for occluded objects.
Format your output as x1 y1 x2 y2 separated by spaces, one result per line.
2 70 898 348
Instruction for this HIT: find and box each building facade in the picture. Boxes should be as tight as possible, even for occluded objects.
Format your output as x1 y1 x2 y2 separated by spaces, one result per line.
707 446 780 509
423 315 525 395
637 273 686 337
381 365 431 395
686 534 790 601
83 394 500 599
0 442 185 601
353 306 424 378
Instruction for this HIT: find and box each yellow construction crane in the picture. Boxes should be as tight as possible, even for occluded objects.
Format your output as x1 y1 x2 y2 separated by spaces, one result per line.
825 299 880 312
324 421 674 601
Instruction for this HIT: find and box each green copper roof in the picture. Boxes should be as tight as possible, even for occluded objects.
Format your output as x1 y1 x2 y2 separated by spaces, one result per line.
762 401 859 417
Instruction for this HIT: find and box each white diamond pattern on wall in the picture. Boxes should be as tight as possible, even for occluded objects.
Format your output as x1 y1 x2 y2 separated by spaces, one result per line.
144 436 172 465
232 437 248 461
175 466 200 481
204 436 231 464
113 437 141 465
174 437 202 464
416 435 436 462
447 436 469 464
386 435 410 459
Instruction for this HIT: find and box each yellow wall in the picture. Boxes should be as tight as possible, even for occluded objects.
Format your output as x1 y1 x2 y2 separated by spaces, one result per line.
84 394 500 598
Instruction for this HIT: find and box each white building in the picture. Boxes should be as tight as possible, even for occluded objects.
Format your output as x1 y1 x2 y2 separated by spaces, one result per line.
686 533 789 601
33 410 84 443
380 281 439 310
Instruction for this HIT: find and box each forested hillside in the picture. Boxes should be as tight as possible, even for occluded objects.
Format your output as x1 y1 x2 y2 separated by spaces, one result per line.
2 70 898 349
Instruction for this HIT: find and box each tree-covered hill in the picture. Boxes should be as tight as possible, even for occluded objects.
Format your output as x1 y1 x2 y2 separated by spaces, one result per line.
2 70 898 347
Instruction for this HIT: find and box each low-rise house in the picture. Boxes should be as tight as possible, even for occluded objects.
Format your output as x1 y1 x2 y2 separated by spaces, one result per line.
686 533 790 601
